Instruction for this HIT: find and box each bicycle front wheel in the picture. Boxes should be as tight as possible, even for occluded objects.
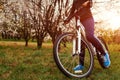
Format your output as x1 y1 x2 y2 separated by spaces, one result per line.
53 33 94 78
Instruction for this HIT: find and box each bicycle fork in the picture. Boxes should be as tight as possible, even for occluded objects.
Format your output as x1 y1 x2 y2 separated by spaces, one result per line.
73 19 82 56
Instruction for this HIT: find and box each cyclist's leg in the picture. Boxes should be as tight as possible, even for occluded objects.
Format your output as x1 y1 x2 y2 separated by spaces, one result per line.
80 42 85 66
81 17 105 55
81 17 111 67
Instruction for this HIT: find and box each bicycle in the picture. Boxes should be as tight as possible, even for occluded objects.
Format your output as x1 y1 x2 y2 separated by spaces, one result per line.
53 9 110 78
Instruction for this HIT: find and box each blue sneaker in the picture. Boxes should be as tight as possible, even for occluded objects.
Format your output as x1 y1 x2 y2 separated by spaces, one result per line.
73 64 84 73
103 53 111 68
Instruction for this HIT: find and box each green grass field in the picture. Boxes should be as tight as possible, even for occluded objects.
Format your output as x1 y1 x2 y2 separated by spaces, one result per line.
0 41 120 80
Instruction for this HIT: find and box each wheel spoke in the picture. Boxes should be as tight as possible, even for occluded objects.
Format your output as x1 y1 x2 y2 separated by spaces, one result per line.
54 33 94 78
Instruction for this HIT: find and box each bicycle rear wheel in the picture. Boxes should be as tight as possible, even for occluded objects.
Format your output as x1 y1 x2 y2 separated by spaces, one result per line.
53 33 94 78
96 37 110 68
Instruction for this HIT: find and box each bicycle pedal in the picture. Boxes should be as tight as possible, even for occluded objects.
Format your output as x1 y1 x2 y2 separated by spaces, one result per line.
74 70 83 74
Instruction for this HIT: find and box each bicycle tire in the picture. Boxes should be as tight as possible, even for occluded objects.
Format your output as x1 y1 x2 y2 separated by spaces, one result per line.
53 32 94 78
96 37 110 69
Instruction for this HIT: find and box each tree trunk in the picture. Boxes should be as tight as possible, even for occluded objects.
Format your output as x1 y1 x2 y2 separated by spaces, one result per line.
36 36 44 49
52 36 55 45
25 39 28 47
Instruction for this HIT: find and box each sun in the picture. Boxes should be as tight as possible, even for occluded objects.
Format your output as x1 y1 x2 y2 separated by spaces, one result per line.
109 16 120 30
96 10 120 30
108 16 120 30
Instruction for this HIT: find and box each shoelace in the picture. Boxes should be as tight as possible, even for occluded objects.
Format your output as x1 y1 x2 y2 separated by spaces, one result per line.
101 55 108 62
103 56 108 62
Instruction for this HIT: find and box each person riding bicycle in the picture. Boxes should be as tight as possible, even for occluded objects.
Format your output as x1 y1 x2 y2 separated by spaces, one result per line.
64 0 111 73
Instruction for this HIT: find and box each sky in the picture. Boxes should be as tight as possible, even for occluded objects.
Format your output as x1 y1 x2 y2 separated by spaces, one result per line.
92 0 120 30
1 0 120 30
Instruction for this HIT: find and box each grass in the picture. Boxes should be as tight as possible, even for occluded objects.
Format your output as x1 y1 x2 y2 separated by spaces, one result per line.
0 41 120 80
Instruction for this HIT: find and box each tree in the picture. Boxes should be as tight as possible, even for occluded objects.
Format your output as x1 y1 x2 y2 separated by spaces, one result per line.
22 0 72 48
22 11 31 46
23 0 47 48
40 0 72 44
113 29 120 44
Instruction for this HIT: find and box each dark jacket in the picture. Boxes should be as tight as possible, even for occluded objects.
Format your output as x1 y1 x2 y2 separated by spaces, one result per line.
68 0 93 21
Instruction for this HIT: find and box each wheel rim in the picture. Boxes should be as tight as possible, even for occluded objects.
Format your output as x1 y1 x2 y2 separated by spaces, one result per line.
55 33 94 78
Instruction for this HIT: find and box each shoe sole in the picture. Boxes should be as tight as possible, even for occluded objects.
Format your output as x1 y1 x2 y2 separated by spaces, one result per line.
74 70 82 74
